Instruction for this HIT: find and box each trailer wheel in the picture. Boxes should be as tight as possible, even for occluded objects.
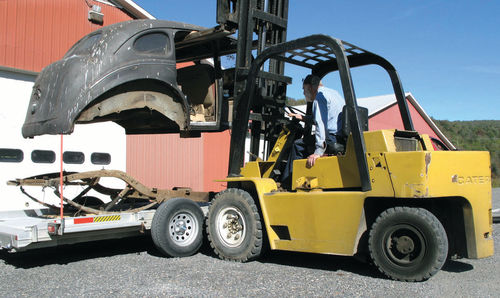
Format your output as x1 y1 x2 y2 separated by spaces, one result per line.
151 198 204 257
368 207 448 281
207 188 263 262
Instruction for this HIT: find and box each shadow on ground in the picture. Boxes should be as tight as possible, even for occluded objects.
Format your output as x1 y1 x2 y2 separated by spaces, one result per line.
255 250 474 279
441 259 474 273
1 233 382 280
1 233 473 279
0 235 161 269
257 250 384 279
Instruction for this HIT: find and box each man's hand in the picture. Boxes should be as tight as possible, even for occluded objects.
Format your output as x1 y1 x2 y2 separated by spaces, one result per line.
288 113 303 121
306 154 321 168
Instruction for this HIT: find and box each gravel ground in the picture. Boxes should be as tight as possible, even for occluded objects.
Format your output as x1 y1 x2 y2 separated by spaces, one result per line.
1 190 499 297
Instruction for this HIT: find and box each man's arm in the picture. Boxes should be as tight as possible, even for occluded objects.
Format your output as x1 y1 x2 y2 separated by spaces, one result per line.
312 97 328 156
307 97 328 168
288 113 313 124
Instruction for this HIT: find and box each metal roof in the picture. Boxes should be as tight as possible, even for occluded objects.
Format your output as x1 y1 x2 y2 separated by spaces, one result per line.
291 93 399 116
112 0 155 19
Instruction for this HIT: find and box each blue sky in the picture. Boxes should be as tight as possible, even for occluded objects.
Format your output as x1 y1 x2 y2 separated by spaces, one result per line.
134 0 499 121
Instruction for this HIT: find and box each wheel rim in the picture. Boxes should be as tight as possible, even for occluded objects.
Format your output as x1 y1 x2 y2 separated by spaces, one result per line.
383 224 426 267
216 207 246 247
168 210 198 247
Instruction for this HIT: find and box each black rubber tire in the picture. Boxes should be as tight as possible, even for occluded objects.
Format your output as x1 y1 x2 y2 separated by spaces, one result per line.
151 198 204 257
206 188 264 262
368 207 448 282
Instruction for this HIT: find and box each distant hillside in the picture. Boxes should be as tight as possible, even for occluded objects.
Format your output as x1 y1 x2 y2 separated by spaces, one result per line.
286 97 306 106
433 119 500 187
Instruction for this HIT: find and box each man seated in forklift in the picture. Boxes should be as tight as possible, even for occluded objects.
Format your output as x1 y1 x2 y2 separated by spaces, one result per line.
281 74 345 188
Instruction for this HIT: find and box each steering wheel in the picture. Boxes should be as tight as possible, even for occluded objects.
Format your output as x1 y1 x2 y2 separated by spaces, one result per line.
285 105 306 117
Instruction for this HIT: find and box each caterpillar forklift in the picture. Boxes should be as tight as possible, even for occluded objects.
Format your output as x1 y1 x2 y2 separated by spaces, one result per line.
16 0 493 281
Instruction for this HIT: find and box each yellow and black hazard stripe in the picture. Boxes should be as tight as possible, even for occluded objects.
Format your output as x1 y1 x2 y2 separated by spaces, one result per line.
74 215 122 224
94 215 121 223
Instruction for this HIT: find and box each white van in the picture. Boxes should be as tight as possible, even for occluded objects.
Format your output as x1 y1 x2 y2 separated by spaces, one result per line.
0 68 126 211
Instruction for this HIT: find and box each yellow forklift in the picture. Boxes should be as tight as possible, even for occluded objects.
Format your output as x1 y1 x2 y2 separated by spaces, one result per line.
204 1 494 282
203 32 493 281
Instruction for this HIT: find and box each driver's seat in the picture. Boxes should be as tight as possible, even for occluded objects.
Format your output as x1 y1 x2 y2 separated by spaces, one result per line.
326 105 368 155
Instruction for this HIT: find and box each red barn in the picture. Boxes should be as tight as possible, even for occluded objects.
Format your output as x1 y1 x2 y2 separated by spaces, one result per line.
359 93 455 149
0 0 152 72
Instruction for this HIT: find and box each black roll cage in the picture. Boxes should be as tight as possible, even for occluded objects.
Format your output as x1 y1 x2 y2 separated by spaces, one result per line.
228 34 415 192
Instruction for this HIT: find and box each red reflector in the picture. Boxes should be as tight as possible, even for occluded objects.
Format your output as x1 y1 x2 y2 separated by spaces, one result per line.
47 225 55 233
74 217 94 224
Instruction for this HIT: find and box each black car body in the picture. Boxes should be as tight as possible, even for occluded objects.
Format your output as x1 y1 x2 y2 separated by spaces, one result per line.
22 19 235 138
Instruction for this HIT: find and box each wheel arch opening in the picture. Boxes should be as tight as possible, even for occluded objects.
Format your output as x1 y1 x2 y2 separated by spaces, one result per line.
361 197 470 259
227 181 261 213
76 79 189 134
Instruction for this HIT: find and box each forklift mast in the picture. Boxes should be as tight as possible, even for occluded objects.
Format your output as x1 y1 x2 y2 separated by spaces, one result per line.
217 0 290 173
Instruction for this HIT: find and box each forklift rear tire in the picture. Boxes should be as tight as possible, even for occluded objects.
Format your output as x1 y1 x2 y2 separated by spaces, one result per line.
151 198 204 257
207 188 264 262
368 207 448 281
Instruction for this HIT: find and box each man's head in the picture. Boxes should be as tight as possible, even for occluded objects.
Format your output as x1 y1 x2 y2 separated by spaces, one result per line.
303 74 321 102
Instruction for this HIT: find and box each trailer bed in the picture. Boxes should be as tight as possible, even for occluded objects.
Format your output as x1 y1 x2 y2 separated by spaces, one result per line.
2 169 211 252
0 208 156 252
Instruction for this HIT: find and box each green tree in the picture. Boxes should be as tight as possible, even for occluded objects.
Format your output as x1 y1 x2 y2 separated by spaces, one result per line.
285 97 306 106
433 119 500 187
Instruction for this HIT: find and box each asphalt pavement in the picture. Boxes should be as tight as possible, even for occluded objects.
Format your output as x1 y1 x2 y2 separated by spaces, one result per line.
1 189 499 297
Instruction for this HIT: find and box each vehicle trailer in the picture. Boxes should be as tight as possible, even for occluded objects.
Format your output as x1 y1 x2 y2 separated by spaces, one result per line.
2 170 209 256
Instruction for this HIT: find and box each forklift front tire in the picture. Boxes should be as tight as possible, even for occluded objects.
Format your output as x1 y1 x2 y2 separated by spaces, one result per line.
207 188 264 262
151 198 204 257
